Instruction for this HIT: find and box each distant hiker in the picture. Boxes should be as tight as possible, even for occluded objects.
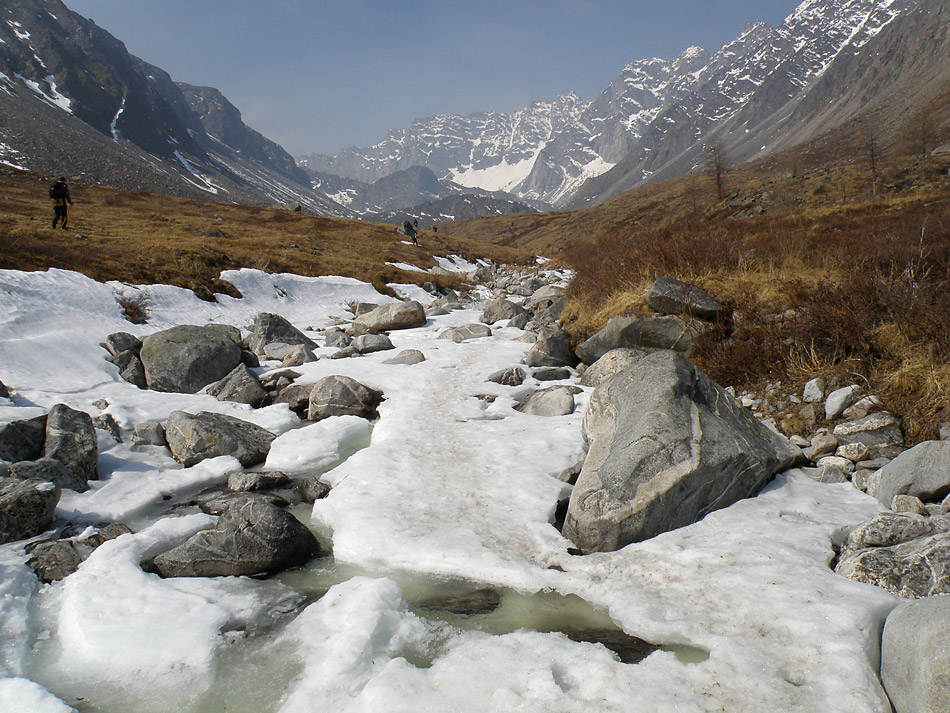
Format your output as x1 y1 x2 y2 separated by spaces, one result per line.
49 177 73 229
402 219 418 246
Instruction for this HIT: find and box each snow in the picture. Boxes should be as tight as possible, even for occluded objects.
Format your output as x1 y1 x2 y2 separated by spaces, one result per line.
0 266 900 712
14 74 72 114
173 151 220 194
449 152 541 194
432 254 478 273
385 261 426 273
110 95 126 141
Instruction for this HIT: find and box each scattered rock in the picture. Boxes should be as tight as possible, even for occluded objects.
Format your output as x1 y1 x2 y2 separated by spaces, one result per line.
165 411 276 467
802 378 825 404
824 385 864 420
488 367 527 386
260 369 302 389
881 595 950 713
525 328 577 368
140 325 242 393
532 367 572 381
439 324 493 342
0 477 60 544
132 421 166 446
119 357 148 389
516 386 576 417
206 364 268 408
843 395 883 421
247 313 316 356
481 298 527 325
324 328 352 349
44 404 98 485
867 441 950 509
93 413 123 442
281 344 317 367
836 531 950 598
833 412 902 449
350 301 426 336
644 277 728 320
563 350 799 552
353 334 395 354
893 494 929 517
0 379 9 398
104 332 142 358
9 458 88 492
307 375 383 421
384 349 426 365
26 524 131 583
276 383 313 415
416 587 502 616
151 498 321 577
0 415 47 463
197 491 290 516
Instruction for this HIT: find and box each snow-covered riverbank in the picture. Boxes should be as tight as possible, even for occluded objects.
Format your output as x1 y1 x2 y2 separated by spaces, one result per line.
0 266 896 712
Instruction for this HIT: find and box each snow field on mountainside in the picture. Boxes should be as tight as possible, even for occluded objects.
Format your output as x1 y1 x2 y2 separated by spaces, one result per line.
0 266 897 712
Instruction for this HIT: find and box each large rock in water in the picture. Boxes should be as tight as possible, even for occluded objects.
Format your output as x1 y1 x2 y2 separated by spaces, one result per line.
881 595 950 713
563 350 800 552
165 411 276 467
151 498 321 577
0 477 60 544
44 404 98 485
350 301 426 335
140 325 242 393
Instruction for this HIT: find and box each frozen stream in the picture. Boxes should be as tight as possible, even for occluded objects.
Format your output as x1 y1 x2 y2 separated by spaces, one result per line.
0 267 897 712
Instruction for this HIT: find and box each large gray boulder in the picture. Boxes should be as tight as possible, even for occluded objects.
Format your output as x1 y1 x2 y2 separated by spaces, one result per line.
515 387 576 417
151 498 321 577
44 404 98 485
384 349 426 365
575 315 701 365
307 376 383 421
579 348 649 388
836 532 950 598
350 301 426 336
0 415 47 463
165 411 276 467
353 334 395 354
0 477 60 544
206 364 268 408
481 298 527 325
867 442 950 508
140 325 242 393
247 313 316 356
881 595 950 713
525 328 577 368
645 277 728 320
563 350 800 552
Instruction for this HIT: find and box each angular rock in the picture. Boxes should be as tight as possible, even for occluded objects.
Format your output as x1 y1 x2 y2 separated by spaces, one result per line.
532 367 572 381
0 477 60 544
197 491 289 516
575 315 701 365
27 539 90 583
0 378 9 398
531 297 565 326
833 412 902 448
350 301 426 336
140 325 242 393
825 385 864 420
276 383 313 415
247 313 316 356
10 458 88 492
132 421 166 446
488 367 527 387
835 531 950 598
836 442 870 462
579 348 649 388
893 494 929 517
802 377 825 404
516 387 576 417
262 342 294 361
564 350 800 552
816 455 855 479
228 471 291 492
839 512 949 560
281 344 317 367
867 441 950 508
151 498 321 577
353 334 395 354
843 395 883 421
93 413 123 443
165 411 276 467
206 364 268 408
44 404 97 484
324 328 352 349
260 369 301 389
509 312 530 330
0 415 47 463
525 328 577 368
645 277 728 320
384 349 426 365
119 357 148 389
439 324 492 343
104 332 142 357
307 375 383 421
882 595 950 713
481 298 527 325
295 477 331 503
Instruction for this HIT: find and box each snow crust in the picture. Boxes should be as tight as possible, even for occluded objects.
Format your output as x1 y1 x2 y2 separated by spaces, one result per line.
0 266 899 711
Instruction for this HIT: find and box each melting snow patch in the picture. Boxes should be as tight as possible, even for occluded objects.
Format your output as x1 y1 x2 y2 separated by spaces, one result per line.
432 255 477 274
385 262 426 273
173 151 219 194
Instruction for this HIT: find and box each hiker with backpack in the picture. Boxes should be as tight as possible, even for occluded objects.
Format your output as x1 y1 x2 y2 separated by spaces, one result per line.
49 177 73 229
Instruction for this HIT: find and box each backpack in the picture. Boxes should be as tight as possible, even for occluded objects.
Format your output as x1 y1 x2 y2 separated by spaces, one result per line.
49 182 66 200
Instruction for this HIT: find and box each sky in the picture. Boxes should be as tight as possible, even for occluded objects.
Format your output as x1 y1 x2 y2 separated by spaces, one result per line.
64 0 803 157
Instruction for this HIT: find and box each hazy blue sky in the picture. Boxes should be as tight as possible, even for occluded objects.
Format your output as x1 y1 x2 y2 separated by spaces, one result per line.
65 0 802 156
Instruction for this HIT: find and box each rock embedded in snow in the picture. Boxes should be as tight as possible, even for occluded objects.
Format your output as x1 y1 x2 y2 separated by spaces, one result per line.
349 301 426 336
206 363 268 408
439 324 493 343
353 333 395 354
165 411 276 467
140 325 242 393
0 477 60 544
384 349 426 365
9 457 88 492
579 348 649 388
480 297 527 325
151 498 321 577
228 470 291 492
44 403 98 485
276 384 314 415
488 367 526 386
307 375 383 421
282 344 317 367
119 357 148 389
866 441 950 509
197 491 289 516
247 313 316 356
532 366 572 381
509 312 530 330
26 523 131 583
881 594 950 713
94 413 123 443
324 328 352 349
104 331 142 358
132 420 166 446
564 350 800 552
0 378 9 398
645 276 729 320
835 531 950 598
525 327 577 368
515 386 576 417
575 315 700 364
295 476 331 503
824 385 864 420
0 415 47 463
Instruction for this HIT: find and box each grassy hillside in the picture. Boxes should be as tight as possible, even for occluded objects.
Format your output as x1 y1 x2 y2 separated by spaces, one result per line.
0 169 531 299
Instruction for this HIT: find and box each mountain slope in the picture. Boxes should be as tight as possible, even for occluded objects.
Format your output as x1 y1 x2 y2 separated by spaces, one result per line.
0 0 350 215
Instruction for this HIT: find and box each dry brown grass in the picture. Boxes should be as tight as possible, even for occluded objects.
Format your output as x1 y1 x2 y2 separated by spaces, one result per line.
0 169 531 298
